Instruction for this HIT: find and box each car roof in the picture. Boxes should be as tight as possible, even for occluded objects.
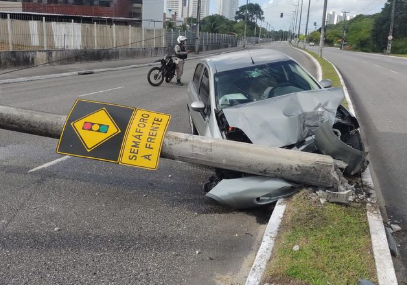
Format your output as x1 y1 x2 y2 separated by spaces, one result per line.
203 49 292 73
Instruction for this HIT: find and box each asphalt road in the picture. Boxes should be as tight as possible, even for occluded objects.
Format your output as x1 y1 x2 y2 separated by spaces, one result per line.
308 45 407 283
0 43 316 285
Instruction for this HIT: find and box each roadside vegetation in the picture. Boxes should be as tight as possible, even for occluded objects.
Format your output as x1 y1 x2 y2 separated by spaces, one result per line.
166 3 289 40
307 0 407 55
263 191 377 285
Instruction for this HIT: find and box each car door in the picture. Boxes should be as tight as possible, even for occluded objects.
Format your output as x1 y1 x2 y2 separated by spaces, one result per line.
189 64 211 135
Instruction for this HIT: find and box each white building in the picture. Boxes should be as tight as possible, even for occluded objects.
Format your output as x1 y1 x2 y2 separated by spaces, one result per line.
215 0 239 20
165 0 183 17
188 0 209 19
326 11 354 25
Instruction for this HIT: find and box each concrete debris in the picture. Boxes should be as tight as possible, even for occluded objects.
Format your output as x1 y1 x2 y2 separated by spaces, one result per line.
54 227 61 232
391 224 402 233
195 250 201 255
292 245 300 251
317 190 352 204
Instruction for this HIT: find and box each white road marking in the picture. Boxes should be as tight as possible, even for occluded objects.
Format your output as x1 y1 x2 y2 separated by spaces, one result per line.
374 64 381 68
78 86 124 97
361 60 367 63
28 156 70 173
390 70 398 74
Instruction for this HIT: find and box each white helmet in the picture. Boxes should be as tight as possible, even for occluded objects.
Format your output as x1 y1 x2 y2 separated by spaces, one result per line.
177 36 187 44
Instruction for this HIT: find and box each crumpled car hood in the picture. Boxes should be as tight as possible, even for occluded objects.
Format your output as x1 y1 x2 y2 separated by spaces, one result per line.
222 88 344 148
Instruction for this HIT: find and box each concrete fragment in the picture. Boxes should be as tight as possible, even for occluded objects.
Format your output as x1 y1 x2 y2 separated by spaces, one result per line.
391 224 402 233
324 190 352 204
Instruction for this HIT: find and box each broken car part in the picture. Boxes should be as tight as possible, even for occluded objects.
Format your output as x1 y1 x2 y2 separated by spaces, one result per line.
315 121 368 175
206 176 299 209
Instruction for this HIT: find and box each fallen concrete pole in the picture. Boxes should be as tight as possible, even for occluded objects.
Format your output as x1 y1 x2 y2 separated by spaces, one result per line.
0 105 339 188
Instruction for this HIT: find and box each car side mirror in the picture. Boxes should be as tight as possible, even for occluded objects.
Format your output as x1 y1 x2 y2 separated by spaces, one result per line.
319 79 333 88
191 101 205 112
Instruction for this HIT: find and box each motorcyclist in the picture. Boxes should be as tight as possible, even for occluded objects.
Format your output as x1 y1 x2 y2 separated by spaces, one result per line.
174 36 190 86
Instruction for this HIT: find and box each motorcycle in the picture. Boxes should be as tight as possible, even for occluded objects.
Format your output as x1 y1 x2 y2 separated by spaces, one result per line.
147 54 177 86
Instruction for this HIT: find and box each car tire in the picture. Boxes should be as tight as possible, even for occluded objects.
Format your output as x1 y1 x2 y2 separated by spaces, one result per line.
189 111 198 135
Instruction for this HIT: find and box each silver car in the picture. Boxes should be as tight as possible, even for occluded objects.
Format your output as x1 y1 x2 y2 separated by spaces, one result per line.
186 49 366 209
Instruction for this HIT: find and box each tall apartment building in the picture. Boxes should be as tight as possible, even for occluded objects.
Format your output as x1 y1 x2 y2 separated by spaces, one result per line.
215 0 239 20
165 0 182 17
188 0 209 19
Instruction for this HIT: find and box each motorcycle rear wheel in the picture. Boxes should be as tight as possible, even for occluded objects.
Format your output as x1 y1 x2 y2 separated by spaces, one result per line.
147 67 164 86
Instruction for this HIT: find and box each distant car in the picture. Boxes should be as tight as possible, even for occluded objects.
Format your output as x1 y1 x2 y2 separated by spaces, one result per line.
186 49 367 209
309 42 315 46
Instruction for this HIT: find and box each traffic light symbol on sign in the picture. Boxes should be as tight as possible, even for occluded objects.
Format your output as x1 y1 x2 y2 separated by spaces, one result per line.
71 108 121 152
280 13 283 18
82 122 110 133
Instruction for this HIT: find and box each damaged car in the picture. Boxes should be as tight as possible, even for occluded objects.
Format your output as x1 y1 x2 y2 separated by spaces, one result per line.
187 49 367 209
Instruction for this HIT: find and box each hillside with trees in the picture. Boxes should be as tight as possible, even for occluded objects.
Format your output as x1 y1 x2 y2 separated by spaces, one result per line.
307 0 407 54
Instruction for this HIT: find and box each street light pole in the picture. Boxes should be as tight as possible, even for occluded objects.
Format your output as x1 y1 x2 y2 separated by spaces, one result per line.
303 0 311 48
195 0 201 54
243 0 249 48
341 11 350 50
318 0 328 57
386 0 396 55
296 0 304 47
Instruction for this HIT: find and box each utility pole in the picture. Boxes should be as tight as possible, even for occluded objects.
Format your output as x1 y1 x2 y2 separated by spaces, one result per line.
258 20 262 42
195 0 201 54
254 17 257 39
243 0 249 48
341 11 350 50
290 10 295 41
386 0 396 55
303 0 311 48
293 2 299 42
318 0 328 57
296 0 304 47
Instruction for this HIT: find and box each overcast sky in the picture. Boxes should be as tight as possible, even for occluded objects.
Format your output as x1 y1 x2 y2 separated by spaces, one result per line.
209 0 388 31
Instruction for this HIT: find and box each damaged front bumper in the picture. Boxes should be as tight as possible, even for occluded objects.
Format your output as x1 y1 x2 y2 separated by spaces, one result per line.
315 121 368 175
206 176 299 209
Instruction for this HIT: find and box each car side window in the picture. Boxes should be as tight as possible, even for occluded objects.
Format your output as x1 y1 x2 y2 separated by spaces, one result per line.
193 64 204 90
199 68 211 116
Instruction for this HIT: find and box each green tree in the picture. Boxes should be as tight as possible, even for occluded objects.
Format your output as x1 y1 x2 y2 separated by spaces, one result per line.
201 14 233 33
235 3 264 23
307 31 320 43
165 20 176 31
372 0 407 53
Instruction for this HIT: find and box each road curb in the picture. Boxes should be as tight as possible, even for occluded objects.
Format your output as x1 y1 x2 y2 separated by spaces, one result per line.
245 199 286 285
245 47 398 285
292 45 322 81
0 48 243 86
325 57 398 285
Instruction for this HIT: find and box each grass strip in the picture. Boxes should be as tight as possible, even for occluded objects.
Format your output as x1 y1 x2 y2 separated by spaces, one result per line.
393 54 407 58
263 191 377 285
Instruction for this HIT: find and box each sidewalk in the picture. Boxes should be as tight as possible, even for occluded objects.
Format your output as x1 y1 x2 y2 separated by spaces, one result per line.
0 46 243 81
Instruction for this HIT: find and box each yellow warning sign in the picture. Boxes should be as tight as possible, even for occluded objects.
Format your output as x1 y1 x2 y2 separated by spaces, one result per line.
119 109 170 170
72 108 121 151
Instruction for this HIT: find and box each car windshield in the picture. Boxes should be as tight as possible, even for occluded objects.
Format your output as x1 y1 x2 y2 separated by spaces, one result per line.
215 60 320 109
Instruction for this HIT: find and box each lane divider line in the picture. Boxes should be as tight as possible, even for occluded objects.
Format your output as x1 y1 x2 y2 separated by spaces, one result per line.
78 86 124 97
28 156 70 173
